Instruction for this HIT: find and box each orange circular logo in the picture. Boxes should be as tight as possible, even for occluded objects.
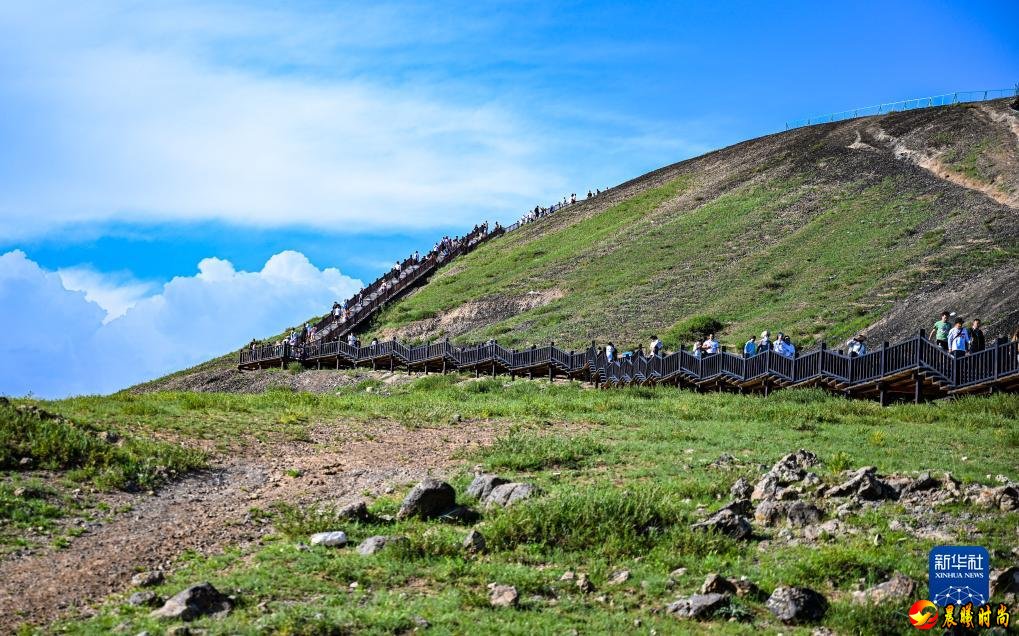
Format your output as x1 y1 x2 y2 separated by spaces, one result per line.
907 600 939 630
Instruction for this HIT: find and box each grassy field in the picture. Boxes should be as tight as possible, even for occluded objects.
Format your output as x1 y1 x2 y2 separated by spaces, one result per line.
12 375 1017 635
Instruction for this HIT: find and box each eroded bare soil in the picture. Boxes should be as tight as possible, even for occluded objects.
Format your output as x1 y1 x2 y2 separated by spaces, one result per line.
0 420 498 631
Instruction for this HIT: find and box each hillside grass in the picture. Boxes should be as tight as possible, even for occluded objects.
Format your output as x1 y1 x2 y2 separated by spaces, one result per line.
366 173 974 352
22 376 1019 635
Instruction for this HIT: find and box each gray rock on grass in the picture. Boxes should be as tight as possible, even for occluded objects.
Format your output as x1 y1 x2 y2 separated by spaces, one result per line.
397 479 457 519
485 482 538 509
467 474 509 501
766 586 828 624
149 582 232 621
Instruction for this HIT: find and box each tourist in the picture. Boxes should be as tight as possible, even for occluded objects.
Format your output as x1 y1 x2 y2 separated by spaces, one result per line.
606 342 616 362
846 334 867 356
743 336 757 357
780 335 796 358
691 339 703 359
929 311 951 350
969 319 985 353
947 318 970 358
650 335 663 356
703 333 720 355
758 330 772 353
347 333 356 347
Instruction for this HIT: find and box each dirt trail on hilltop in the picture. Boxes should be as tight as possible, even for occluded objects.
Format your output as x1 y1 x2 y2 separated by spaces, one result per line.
0 421 497 631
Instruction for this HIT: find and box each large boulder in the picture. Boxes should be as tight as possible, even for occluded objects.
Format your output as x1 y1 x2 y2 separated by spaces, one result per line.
785 501 824 527
754 500 788 526
485 483 538 509
991 566 1019 601
666 593 731 620
976 485 1019 512
766 586 828 624
691 508 753 541
730 477 753 500
851 572 917 605
336 500 372 523
824 467 896 501
150 582 232 621
397 479 456 519
467 474 509 501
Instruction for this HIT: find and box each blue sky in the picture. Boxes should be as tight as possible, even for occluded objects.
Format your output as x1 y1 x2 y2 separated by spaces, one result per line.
1 0 1017 396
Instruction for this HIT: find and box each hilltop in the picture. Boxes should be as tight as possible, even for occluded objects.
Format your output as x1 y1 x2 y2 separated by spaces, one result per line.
360 98 1019 351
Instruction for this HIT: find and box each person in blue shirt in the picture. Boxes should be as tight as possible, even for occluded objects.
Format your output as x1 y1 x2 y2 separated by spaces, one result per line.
947 319 970 358
743 336 757 357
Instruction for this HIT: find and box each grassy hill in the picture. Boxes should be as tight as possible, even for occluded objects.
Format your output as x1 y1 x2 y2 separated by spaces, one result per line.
363 98 1019 351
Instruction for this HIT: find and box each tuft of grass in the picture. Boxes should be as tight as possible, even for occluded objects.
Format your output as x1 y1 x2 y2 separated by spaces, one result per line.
480 429 605 471
0 402 205 491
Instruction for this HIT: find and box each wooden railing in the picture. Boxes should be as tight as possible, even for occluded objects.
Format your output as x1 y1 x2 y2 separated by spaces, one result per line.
239 332 1019 402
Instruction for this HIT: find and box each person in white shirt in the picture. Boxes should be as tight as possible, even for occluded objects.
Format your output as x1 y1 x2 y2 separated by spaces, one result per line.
947 319 970 357
780 335 796 358
692 339 704 359
650 336 663 356
758 330 772 353
846 335 867 356
605 342 615 362
703 333 720 355
347 333 356 347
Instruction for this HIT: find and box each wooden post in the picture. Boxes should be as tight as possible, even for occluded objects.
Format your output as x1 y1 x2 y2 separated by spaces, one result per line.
491 362 496 378
763 380 770 397
442 358 447 374
914 372 922 404
878 383 888 407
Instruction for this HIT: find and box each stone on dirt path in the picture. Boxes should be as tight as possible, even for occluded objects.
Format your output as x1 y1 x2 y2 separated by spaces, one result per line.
149 582 232 621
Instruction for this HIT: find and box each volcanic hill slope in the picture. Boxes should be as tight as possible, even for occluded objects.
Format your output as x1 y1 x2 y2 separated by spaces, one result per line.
363 98 1019 351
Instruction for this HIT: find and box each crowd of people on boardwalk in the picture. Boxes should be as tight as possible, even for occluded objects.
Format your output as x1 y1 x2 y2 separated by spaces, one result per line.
517 189 603 226
593 311 1019 365
926 311 1019 358
324 222 493 332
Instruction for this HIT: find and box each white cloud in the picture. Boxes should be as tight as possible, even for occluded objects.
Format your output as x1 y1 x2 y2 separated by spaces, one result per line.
0 250 361 398
57 266 153 323
0 2 562 241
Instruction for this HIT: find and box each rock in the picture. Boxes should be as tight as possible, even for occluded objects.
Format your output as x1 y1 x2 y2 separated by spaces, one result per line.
786 501 824 527
991 566 1019 599
466 474 509 501
905 472 940 493
943 472 962 496
731 576 763 599
700 573 736 595
851 572 917 605
709 453 739 469
607 569 630 585
485 483 538 509
977 485 1019 512
131 571 164 588
754 500 788 526
720 499 752 517
357 535 408 556
150 582 232 621
463 529 486 553
128 591 162 607
576 573 595 593
665 593 731 620
438 505 480 524
766 586 828 624
691 509 753 540
824 467 896 501
751 473 780 501
336 500 371 523
397 479 456 520
803 519 847 542
730 477 752 500
12 487 26 497
488 584 518 608
559 571 576 581
669 567 688 578
310 531 348 547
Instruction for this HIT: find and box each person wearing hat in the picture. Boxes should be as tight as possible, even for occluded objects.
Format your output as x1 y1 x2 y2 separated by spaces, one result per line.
757 330 772 352
846 334 867 356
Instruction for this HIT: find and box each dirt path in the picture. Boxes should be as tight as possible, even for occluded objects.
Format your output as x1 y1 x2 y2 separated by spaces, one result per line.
0 421 497 631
